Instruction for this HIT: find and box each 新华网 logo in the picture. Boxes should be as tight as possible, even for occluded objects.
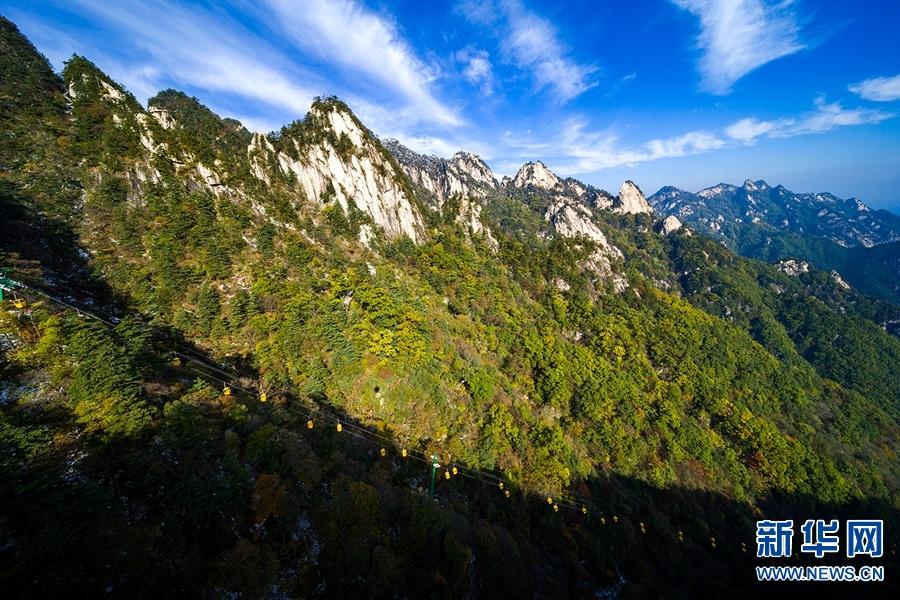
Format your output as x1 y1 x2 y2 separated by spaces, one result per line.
755 519 883 559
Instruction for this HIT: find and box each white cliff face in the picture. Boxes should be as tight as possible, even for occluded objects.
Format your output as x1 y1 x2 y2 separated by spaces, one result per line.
545 200 620 256
661 215 683 235
451 151 496 187
149 107 176 130
830 270 851 289
383 140 499 207
269 108 425 243
141 103 425 244
248 133 275 183
613 181 653 215
100 80 126 102
511 161 561 190
457 197 499 251
544 198 625 288
382 140 499 249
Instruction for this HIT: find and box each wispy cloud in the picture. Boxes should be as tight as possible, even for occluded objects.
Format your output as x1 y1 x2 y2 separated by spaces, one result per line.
672 0 805 95
493 118 726 174
552 124 726 173
849 75 900 102
724 117 791 143
23 0 458 132
455 47 495 95
261 0 459 126
459 0 597 102
45 0 318 126
725 97 894 143
511 95 895 175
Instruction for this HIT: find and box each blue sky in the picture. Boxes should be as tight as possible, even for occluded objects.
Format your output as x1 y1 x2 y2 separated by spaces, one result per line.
4 0 900 209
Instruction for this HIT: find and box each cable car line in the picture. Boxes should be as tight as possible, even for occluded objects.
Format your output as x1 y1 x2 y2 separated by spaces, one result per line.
178 343 596 511
3 271 763 552
7 271 599 514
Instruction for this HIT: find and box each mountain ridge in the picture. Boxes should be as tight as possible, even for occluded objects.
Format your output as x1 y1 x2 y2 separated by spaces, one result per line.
649 179 900 303
649 178 900 248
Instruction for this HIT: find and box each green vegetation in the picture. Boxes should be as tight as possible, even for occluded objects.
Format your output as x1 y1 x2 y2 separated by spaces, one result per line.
714 221 900 305
1 17 899 598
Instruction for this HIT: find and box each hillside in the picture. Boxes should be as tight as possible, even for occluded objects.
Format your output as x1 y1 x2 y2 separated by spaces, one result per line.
1 17 899 599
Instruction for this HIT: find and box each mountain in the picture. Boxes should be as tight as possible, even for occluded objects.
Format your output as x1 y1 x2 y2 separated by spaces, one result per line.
381 139 498 248
382 139 499 204
649 179 900 248
649 180 900 303
2 17 900 599
385 151 658 290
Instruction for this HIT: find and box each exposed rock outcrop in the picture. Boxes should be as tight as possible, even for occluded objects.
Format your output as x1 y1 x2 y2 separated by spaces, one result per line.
544 197 626 289
384 140 500 248
510 161 561 190
777 259 810 276
661 215 683 235
234 106 424 244
830 270 851 290
456 196 499 251
265 107 426 243
383 139 498 207
613 181 653 215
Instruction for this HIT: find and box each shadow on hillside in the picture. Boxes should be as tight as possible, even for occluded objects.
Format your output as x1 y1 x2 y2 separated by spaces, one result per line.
227 391 900 600
0 180 126 311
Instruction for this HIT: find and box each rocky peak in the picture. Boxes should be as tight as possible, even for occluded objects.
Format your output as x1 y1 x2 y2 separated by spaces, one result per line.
743 179 769 192
261 104 426 244
850 198 870 212
660 215 683 235
511 161 561 190
450 151 496 187
383 140 499 208
697 184 737 200
613 181 653 215
381 140 499 249
319 105 366 148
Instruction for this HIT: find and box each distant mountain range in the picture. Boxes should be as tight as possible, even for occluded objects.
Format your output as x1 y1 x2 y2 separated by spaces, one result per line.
649 180 900 303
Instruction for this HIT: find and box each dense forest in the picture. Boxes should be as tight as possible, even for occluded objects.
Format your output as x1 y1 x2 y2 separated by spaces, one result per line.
1 17 899 599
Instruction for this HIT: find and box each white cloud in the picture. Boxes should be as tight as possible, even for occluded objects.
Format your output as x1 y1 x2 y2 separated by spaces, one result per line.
262 0 459 126
456 47 495 95
849 75 900 102
672 0 805 95
508 95 894 176
498 119 727 174
725 98 894 143
54 0 318 125
460 0 597 101
785 97 894 134
724 117 791 143
646 130 726 157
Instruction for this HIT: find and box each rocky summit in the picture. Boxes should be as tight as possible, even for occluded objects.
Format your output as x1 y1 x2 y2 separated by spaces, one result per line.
612 180 653 215
381 139 499 207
